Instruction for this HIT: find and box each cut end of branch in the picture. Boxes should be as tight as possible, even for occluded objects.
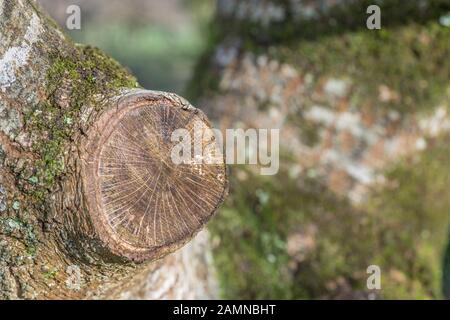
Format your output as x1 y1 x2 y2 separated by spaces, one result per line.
81 90 227 262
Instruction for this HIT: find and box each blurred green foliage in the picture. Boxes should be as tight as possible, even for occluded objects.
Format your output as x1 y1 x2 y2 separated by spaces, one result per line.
69 0 213 93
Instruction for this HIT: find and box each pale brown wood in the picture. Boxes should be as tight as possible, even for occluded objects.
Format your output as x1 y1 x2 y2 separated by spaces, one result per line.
81 90 227 261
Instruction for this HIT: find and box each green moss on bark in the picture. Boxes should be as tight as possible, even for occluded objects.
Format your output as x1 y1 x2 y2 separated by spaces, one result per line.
210 134 450 298
24 45 139 201
276 21 450 115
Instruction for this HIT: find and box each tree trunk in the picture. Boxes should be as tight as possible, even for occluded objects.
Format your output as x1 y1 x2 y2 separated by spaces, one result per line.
189 0 450 299
0 0 226 299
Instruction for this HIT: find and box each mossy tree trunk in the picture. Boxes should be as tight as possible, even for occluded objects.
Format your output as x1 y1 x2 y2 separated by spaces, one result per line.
0 0 226 299
190 0 450 299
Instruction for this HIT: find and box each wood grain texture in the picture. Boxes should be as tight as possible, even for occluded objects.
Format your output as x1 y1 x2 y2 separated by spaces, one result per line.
82 90 227 261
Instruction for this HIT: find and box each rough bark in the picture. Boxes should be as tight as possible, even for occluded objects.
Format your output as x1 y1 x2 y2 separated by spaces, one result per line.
0 0 226 299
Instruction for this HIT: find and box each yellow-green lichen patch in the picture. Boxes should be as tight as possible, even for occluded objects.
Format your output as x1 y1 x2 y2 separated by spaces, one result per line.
0 215 38 257
42 267 58 280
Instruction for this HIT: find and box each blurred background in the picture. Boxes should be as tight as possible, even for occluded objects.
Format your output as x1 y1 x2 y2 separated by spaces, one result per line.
39 0 450 299
39 0 213 93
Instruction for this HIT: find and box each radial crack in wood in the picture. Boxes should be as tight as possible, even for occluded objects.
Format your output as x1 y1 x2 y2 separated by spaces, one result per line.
81 90 227 262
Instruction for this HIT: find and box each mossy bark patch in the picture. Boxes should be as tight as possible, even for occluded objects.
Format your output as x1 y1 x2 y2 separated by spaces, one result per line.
24 45 139 197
